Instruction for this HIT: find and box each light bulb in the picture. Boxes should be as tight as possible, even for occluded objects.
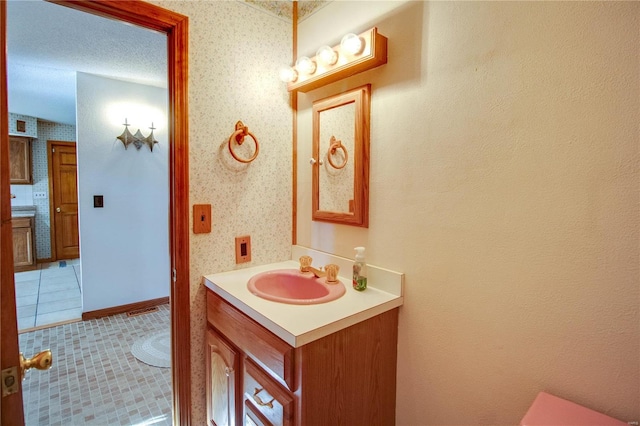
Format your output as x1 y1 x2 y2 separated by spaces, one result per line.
279 66 298 83
340 33 364 55
316 45 338 66
295 56 317 75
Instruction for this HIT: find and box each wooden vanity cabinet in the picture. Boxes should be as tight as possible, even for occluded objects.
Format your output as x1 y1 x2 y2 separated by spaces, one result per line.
206 290 399 426
9 136 32 184
12 216 37 272
207 328 241 426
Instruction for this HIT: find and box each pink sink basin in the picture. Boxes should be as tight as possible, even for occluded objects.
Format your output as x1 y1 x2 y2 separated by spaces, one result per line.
247 269 346 305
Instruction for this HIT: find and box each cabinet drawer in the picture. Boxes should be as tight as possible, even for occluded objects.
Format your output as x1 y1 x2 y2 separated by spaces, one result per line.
245 400 270 426
207 291 295 390
12 217 32 228
244 358 294 426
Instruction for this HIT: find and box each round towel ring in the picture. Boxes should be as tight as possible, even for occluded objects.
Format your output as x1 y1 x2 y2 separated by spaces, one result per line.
327 136 348 169
228 121 259 163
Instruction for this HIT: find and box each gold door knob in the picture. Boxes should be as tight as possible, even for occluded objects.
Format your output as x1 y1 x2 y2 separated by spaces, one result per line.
56 207 61 213
19 350 52 380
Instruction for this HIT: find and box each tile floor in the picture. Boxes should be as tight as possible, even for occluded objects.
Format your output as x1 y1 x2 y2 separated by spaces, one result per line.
15 259 82 331
19 303 172 425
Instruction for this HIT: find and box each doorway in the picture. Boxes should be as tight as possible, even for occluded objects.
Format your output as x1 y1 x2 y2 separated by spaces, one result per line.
0 1 191 424
48 141 79 261
14 140 81 332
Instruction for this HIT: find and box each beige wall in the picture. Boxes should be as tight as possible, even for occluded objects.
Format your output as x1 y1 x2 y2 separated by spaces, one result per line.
298 1 639 424
152 1 292 424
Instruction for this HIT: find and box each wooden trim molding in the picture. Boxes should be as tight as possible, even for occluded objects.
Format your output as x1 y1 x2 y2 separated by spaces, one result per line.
82 297 170 321
48 2 192 425
291 0 298 246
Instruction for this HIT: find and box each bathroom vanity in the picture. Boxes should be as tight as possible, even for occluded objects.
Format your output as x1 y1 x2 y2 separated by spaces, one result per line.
203 248 403 426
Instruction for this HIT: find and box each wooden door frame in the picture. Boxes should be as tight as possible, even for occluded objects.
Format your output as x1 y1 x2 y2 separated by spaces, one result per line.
1 1 191 425
1 1 16 422
47 140 77 262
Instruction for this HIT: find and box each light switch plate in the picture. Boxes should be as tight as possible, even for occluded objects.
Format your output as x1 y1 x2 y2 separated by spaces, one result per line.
193 204 211 234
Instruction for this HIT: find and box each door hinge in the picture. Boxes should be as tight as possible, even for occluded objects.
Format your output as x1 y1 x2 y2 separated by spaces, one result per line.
172 268 177 283
1 366 19 397
52 147 55 153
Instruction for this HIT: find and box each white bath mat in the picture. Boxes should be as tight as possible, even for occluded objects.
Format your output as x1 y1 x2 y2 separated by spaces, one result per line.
131 330 171 368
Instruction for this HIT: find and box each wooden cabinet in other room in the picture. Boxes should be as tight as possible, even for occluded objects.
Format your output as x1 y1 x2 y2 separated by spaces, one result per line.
13 216 36 272
9 136 32 184
206 289 399 426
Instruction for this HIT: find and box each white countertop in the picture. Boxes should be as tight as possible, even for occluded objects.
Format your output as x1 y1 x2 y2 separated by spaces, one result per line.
11 206 36 217
203 246 404 348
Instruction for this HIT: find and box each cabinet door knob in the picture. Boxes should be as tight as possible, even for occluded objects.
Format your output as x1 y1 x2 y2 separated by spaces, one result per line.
56 207 61 213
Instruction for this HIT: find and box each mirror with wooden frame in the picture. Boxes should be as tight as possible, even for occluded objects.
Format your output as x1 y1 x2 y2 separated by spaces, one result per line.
312 84 370 227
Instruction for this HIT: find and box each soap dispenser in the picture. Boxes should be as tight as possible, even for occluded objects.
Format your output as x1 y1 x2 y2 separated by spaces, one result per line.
353 247 367 291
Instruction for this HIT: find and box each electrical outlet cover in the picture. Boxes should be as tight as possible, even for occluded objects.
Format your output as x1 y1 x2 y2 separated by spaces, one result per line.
235 235 251 264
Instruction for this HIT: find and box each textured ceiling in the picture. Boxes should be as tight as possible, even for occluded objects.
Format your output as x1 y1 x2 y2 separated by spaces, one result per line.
245 0 328 21
6 0 326 126
7 0 167 125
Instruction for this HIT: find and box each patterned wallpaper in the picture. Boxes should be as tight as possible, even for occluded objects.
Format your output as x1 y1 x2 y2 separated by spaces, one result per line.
151 1 292 423
8 112 37 138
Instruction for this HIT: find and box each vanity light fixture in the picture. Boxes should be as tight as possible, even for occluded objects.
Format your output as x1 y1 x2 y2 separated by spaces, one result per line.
279 66 298 83
316 45 338 66
116 118 159 152
284 27 387 93
296 56 317 75
340 33 364 55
